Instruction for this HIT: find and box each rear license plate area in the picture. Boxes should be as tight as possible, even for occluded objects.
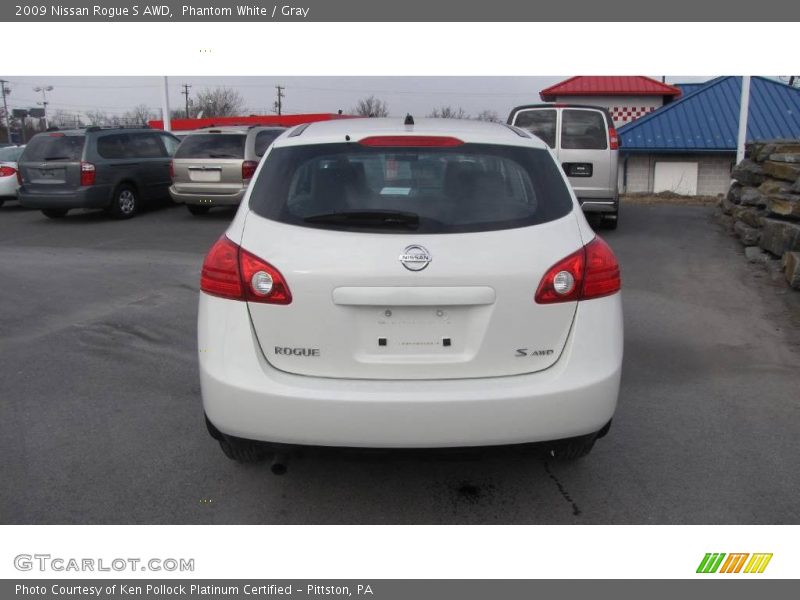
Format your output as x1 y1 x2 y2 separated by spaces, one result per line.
372 307 457 352
189 168 222 183
563 162 593 177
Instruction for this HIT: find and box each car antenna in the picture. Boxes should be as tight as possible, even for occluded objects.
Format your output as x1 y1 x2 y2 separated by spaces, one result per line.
404 114 414 126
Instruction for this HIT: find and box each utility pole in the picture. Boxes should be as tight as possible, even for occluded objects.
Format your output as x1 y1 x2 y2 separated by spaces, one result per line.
161 76 172 132
274 85 285 116
181 83 192 118
0 80 11 143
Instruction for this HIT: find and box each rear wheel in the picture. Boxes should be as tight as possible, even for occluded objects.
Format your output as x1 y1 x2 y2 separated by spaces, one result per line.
547 435 597 460
187 204 210 216
205 415 269 463
42 208 69 219
601 212 618 230
108 184 138 219
218 437 270 463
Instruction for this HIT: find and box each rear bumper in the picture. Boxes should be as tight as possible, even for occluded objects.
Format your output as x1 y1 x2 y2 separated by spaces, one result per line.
0 176 18 198
18 185 112 209
579 198 618 214
169 185 246 206
199 293 624 448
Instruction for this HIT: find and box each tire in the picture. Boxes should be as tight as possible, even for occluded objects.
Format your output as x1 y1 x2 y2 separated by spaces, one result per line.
205 415 269 463
0 199 4 207
546 434 598 460
187 204 210 216
218 437 269 463
42 208 69 219
602 213 618 230
107 184 138 219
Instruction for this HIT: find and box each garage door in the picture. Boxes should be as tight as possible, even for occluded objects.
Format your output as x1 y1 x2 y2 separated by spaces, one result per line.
654 162 698 196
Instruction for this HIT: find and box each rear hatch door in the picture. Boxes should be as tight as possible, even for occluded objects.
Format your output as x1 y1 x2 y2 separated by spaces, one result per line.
239 137 583 380
242 218 583 380
172 133 245 195
19 133 85 191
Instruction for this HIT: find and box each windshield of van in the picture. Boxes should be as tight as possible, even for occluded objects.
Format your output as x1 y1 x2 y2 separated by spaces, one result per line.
248 143 573 234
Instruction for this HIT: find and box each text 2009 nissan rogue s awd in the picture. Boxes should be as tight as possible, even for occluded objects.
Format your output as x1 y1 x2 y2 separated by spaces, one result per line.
197 117 623 463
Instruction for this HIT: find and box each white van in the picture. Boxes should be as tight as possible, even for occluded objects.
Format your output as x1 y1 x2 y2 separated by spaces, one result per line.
507 104 620 229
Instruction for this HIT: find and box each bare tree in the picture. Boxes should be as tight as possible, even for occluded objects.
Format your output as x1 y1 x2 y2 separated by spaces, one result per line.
85 109 112 126
122 104 155 126
474 109 500 123
351 96 389 117
428 106 469 119
49 110 84 129
193 87 247 117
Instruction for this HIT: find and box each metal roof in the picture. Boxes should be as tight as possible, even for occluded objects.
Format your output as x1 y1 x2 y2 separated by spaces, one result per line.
674 82 707 96
540 76 681 100
618 77 800 152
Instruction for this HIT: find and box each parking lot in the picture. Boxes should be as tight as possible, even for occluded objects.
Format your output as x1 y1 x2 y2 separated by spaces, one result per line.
1 199 799 524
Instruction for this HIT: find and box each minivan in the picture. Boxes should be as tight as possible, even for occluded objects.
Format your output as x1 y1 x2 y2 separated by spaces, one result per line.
507 104 620 229
198 117 623 464
169 126 285 215
17 127 180 219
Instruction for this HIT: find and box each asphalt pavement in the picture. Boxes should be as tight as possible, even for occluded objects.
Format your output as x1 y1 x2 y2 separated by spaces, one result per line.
1 199 799 524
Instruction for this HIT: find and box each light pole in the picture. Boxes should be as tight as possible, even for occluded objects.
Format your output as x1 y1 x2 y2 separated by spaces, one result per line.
33 85 54 129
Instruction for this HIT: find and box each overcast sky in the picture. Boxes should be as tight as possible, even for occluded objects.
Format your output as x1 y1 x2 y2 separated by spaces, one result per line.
2 75 717 120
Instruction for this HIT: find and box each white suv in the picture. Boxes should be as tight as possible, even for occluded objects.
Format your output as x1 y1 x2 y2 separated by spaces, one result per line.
198 117 623 463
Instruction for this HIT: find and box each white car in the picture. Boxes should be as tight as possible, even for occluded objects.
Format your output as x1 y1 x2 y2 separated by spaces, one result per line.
198 117 623 464
0 145 25 205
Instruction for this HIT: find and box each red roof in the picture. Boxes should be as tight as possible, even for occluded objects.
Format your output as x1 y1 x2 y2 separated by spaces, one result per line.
148 113 353 132
540 76 682 101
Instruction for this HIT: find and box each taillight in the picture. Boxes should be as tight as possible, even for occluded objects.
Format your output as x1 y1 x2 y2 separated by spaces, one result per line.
242 160 258 180
608 126 619 150
80 161 96 186
359 135 464 147
535 237 620 304
16 168 23 185
0 166 16 178
169 160 174 180
200 235 292 305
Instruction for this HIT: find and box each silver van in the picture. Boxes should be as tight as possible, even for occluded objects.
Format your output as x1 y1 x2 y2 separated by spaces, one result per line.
169 126 285 216
507 104 619 229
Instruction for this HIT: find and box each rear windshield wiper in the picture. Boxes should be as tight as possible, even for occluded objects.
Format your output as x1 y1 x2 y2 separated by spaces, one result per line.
303 210 420 229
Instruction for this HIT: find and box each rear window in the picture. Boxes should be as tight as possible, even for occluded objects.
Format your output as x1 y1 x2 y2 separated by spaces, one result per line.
174 134 246 159
22 135 85 162
0 146 24 162
254 129 284 157
249 143 573 234
513 109 557 148
561 110 607 150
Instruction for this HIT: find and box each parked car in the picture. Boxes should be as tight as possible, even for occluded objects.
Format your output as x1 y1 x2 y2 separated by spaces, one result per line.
507 104 620 229
17 127 180 219
198 117 623 465
0 145 25 205
169 126 286 215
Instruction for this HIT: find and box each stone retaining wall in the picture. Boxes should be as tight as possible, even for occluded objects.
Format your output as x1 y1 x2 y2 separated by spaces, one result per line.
719 140 800 290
